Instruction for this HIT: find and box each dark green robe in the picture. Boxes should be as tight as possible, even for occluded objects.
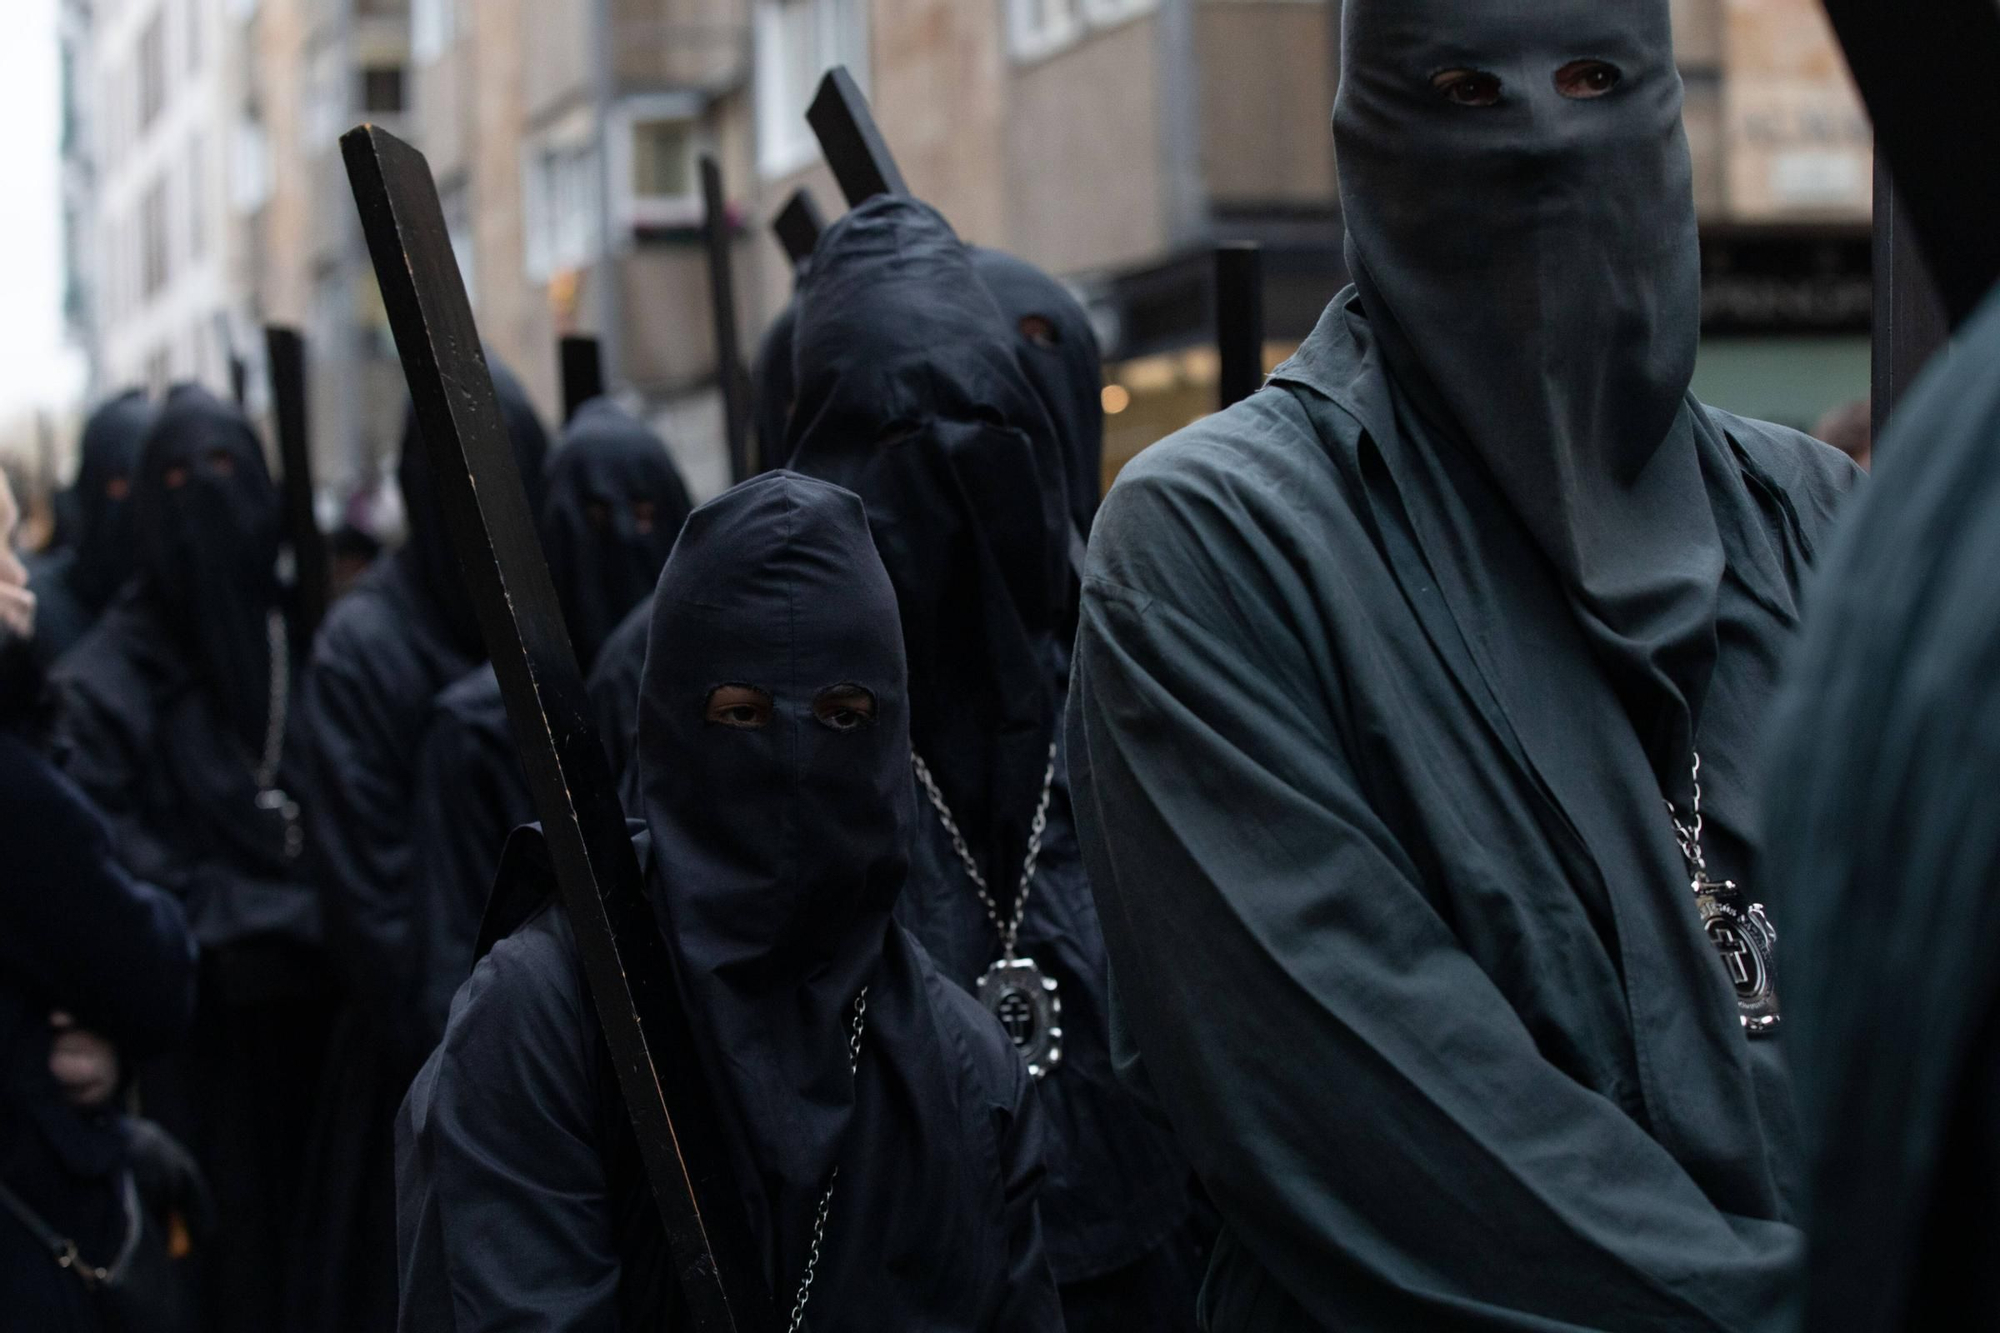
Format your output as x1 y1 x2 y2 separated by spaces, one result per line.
1067 294 1856 1330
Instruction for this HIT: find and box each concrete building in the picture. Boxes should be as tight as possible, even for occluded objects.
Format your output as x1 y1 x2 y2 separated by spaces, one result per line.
395 0 1870 501
233 0 412 498
62 0 1873 503
67 0 252 400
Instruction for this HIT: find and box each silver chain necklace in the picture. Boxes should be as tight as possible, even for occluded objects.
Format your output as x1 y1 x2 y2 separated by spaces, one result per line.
786 986 869 1333
249 610 304 861
910 743 1064 1077
1665 752 1779 1035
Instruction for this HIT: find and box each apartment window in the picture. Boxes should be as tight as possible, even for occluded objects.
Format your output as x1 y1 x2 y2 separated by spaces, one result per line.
185 0 202 74
232 112 272 212
1008 0 1081 62
523 139 601 281
754 0 869 178
412 0 457 62
361 65 407 115
1008 0 1157 61
138 13 167 128
612 94 704 231
141 179 170 298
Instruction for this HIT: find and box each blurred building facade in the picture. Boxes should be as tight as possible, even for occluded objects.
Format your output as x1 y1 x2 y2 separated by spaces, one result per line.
60 0 1873 506
64 0 254 399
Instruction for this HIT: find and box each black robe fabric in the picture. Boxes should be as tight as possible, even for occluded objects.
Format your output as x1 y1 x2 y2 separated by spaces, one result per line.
27 391 154 668
1760 287 2000 1332
288 362 550 1333
398 472 1061 1331
1068 291 1856 1332
1 728 198 1333
52 386 328 1333
970 248 1106 539
402 402 690 1062
587 593 653 802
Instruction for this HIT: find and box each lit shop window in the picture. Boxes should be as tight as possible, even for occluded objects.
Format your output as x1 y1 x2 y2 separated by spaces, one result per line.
753 0 869 179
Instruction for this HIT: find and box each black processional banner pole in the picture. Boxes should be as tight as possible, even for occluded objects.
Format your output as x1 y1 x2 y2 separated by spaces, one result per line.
263 326 330 639
1215 241 1265 411
340 123 774 1333
771 187 825 269
700 155 753 484
1820 0 2000 420
560 335 605 425
807 66 907 205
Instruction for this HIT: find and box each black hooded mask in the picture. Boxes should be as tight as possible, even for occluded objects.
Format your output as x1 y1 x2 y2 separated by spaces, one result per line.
638 471 957 1303
67 389 156 611
971 248 1105 538
540 399 691 672
1336 0 1718 783
132 385 284 752
396 353 551 657
787 196 1071 879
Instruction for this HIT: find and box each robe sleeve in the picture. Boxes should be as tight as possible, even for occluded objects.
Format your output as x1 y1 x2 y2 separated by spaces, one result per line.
301 649 424 1010
994 1031 1065 1332
396 908 624 1332
403 704 519 1067
1066 484 1799 1329
1 733 198 1060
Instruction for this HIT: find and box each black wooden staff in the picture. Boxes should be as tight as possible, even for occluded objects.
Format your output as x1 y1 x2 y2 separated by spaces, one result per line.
340 123 773 1333
1215 242 1265 411
700 155 753 483
1820 0 2000 334
771 187 825 269
560 335 605 425
807 67 907 205
263 326 330 639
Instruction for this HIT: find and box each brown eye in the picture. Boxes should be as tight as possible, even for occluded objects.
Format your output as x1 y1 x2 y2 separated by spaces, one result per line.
205 448 237 479
631 499 657 535
105 475 131 501
585 500 613 534
1555 60 1622 100
704 684 773 730
162 464 190 491
1017 314 1059 349
812 684 876 733
1432 69 1503 108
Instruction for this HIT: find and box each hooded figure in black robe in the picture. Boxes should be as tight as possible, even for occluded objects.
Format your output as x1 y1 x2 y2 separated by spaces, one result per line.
786 195 1197 1328
53 384 326 1333
287 356 549 1333
1760 289 2000 1332
28 391 154 667
404 399 691 1058
397 470 1061 1331
1065 1 1860 1326
970 249 1105 541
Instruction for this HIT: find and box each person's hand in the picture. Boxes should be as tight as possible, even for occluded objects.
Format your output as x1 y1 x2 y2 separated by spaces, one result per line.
48 1011 120 1109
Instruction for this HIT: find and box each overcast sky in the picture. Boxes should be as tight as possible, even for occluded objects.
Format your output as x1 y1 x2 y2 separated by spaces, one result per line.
0 0 83 423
